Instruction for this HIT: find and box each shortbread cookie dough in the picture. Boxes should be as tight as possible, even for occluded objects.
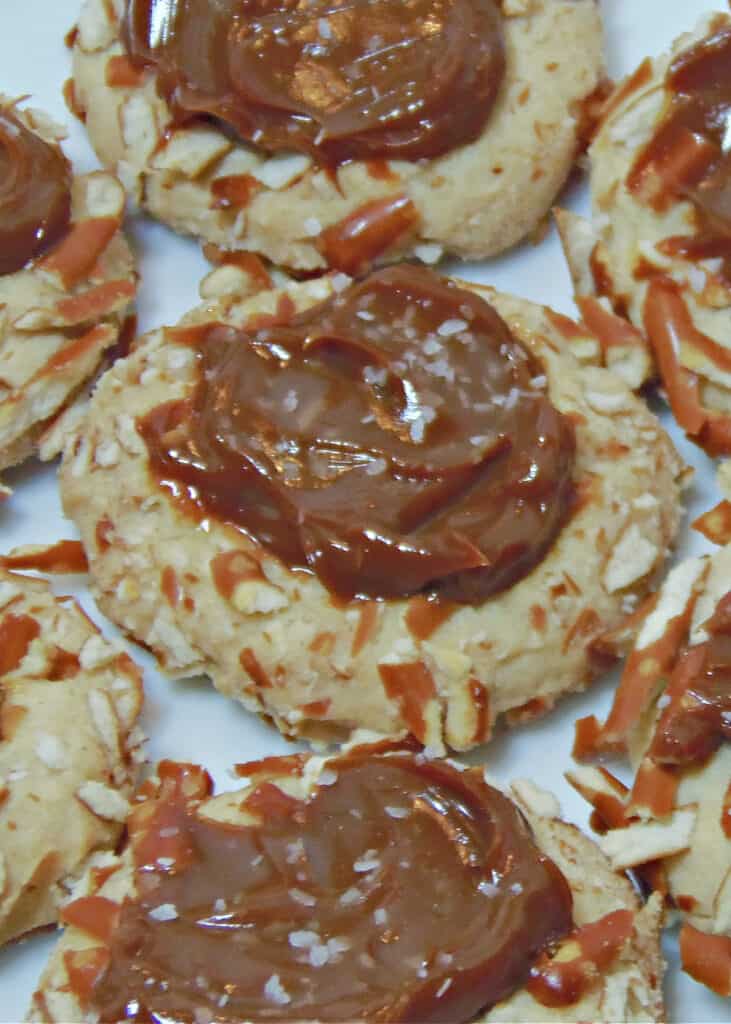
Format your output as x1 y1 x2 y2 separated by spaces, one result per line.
559 12 731 455
27 750 665 1022
69 0 605 271
570 545 731 997
59 268 683 753
0 97 136 487
0 567 144 946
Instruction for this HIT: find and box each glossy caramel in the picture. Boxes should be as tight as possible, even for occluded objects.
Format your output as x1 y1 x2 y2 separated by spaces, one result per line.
650 591 731 767
123 0 505 162
140 267 575 603
629 25 731 279
0 107 71 276
87 755 573 1021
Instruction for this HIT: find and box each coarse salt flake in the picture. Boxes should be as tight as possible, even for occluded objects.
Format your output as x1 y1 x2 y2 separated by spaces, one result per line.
149 903 178 922
363 365 388 385
504 387 521 409
289 929 320 948
437 319 468 337
353 851 381 873
309 944 330 967
328 937 350 957
289 887 316 906
264 974 291 1005
426 359 454 381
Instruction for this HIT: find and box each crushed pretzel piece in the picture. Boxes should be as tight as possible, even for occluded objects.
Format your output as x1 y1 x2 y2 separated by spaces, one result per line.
692 500 731 546
679 924 731 997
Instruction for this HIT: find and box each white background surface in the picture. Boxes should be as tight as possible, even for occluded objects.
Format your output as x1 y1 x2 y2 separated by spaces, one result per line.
0 2 729 1021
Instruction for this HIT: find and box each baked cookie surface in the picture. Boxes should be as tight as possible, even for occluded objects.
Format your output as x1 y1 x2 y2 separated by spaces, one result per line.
0 98 136 487
27 749 665 1022
59 270 684 753
559 12 731 455
69 0 605 270
570 543 731 997
0 566 144 947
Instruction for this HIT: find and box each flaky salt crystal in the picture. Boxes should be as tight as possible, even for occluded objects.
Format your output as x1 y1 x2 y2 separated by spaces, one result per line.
264 974 291 1005
437 319 468 337
149 903 178 922
354 851 381 873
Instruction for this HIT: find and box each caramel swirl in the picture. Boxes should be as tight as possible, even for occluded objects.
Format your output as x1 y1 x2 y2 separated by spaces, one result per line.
0 107 71 276
650 591 731 768
628 25 731 280
140 267 575 603
123 0 505 162
85 755 573 1022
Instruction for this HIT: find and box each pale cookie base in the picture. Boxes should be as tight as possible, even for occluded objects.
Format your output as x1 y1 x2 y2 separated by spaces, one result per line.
27 754 665 1023
0 98 136 486
59 275 684 753
69 0 604 270
570 546 731 948
0 568 145 947
559 13 731 414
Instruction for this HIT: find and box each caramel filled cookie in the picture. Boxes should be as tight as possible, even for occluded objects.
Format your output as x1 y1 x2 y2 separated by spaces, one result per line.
559 12 731 455
570 544 731 998
28 749 665 1022
59 267 683 752
0 565 144 946
0 98 136 491
68 0 604 270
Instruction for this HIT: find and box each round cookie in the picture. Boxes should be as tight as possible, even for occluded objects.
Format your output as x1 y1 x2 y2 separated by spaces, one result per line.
59 270 684 753
558 12 731 455
0 565 144 947
569 544 731 997
0 97 136 490
27 749 665 1022
68 0 605 271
